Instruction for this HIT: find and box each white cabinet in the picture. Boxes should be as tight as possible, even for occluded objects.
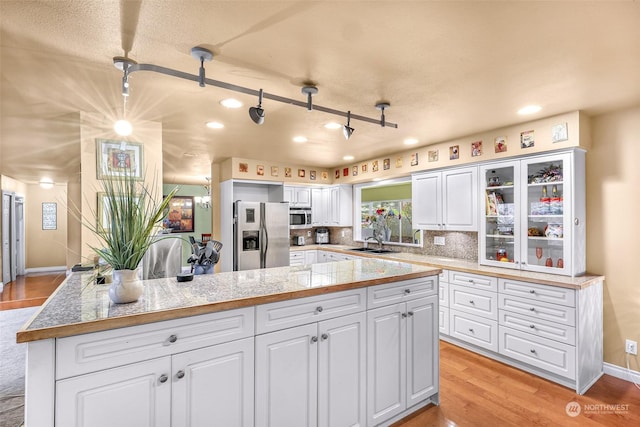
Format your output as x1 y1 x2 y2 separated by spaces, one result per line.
290 251 305 266
54 308 255 426
284 185 312 208
304 250 317 264
440 269 603 395
317 250 359 263
311 185 353 227
56 357 172 427
255 312 366 427
479 150 586 276
412 166 478 231
366 280 439 426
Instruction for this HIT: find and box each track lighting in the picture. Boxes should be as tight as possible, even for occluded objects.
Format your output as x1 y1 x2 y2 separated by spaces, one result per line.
249 89 265 125
301 85 318 111
376 102 390 128
343 111 354 140
114 95 132 136
113 46 399 129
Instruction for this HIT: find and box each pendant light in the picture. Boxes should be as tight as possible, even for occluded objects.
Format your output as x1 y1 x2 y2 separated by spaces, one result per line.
114 96 133 136
343 111 354 140
249 89 265 125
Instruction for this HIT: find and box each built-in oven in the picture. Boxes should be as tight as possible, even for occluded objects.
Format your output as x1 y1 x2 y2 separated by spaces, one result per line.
290 209 312 229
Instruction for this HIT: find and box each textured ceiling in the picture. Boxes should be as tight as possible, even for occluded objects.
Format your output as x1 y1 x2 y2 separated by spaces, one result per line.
2 1 640 185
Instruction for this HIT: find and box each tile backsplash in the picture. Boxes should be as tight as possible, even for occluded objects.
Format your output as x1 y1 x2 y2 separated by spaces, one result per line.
291 227 478 262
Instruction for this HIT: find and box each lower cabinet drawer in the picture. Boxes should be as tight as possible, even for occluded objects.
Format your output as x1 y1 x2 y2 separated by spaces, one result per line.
499 294 576 327
367 277 438 309
56 307 254 380
499 326 576 380
256 288 366 334
498 310 576 346
449 309 498 352
449 284 497 320
439 306 450 336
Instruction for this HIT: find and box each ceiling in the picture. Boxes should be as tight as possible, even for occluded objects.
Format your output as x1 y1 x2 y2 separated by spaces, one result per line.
2 1 640 185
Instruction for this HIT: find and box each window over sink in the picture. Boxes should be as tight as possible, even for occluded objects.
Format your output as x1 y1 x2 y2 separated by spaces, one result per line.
353 177 422 247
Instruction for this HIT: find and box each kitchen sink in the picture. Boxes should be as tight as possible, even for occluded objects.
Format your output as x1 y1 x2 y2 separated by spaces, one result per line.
348 247 396 254
348 247 374 252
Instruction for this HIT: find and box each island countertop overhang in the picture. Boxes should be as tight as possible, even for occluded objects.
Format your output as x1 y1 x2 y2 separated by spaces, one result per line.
17 258 441 343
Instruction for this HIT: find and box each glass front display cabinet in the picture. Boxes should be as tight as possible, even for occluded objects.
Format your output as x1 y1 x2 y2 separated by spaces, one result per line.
479 150 585 276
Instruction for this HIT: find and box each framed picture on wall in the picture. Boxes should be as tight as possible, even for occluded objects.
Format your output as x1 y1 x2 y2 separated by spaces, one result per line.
42 202 57 230
164 195 194 233
96 139 143 180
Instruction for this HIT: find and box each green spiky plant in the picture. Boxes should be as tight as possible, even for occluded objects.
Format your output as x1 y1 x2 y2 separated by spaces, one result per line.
85 171 178 271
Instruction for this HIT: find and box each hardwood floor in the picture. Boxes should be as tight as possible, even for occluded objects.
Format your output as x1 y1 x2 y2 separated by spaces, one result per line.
395 341 640 427
0 272 65 310
2 274 638 426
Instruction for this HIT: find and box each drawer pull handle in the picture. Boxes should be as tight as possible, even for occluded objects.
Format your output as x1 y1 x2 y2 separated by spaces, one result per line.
530 349 536 354
529 307 535 311
402 312 408 318
529 290 535 294
315 306 323 313
168 334 178 343
321 333 329 340
176 370 185 380
468 328 474 333
159 374 168 384
529 324 535 329
468 279 474 283
311 336 318 343
408 311 414 316
469 300 475 304
404 289 411 294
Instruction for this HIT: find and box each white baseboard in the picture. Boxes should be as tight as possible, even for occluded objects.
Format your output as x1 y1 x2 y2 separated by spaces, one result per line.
25 266 67 274
603 361 640 384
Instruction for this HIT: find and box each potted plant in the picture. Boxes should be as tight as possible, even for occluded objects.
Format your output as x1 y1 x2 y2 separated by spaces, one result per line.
85 171 178 303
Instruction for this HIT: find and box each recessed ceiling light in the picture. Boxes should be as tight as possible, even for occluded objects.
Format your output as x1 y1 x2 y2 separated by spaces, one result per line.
183 152 197 157
324 122 342 130
220 98 243 108
293 136 308 143
205 121 224 129
517 105 542 115
343 155 355 161
404 138 418 145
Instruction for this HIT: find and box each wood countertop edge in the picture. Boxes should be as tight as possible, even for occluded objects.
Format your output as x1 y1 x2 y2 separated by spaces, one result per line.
16 269 440 343
302 246 604 290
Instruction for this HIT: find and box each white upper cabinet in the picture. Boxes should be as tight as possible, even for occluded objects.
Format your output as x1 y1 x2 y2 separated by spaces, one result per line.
412 166 478 232
311 185 352 227
284 185 312 208
479 150 585 276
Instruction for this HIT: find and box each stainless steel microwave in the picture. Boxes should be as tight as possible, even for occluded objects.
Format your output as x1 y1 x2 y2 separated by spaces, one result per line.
290 209 312 229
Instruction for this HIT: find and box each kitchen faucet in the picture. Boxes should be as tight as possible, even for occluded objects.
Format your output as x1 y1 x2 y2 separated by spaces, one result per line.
363 236 381 250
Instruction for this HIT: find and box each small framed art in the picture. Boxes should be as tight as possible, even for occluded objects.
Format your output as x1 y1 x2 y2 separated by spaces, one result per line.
96 139 143 180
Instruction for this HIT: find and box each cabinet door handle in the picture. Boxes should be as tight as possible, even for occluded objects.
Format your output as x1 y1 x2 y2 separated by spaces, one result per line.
159 374 168 383
315 306 323 313
402 312 408 318
404 289 411 294
530 349 536 354
529 324 535 329
176 370 185 380
311 336 318 343
408 311 414 317
529 307 535 311
529 290 536 294
321 333 329 340
168 334 178 343
468 328 474 333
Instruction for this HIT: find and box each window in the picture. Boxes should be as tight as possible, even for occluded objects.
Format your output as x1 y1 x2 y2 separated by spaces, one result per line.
353 177 422 247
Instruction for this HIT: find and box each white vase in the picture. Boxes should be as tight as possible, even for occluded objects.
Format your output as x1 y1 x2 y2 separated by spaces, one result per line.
383 227 392 242
109 269 143 303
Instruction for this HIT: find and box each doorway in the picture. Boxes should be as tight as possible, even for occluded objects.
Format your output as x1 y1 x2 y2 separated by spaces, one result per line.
2 191 26 287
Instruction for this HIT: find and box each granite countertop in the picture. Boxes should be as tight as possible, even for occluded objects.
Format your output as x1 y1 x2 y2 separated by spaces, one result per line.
17 258 440 343
291 244 605 289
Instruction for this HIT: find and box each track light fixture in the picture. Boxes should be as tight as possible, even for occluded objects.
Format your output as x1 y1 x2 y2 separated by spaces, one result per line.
376 102 390 128
113 46 399 129
343 111 354 140
249 88 265 125
301 85 318 111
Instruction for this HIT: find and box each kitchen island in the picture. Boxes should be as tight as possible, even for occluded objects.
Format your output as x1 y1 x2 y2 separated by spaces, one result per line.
18 257 441 427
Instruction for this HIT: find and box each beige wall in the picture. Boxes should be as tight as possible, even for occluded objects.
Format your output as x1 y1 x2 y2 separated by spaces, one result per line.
79 112 163 262
25 183 67 268
587 105 640 368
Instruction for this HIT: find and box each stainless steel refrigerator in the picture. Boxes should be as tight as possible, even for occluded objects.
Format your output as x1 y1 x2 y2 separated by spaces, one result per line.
233 201 290 271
